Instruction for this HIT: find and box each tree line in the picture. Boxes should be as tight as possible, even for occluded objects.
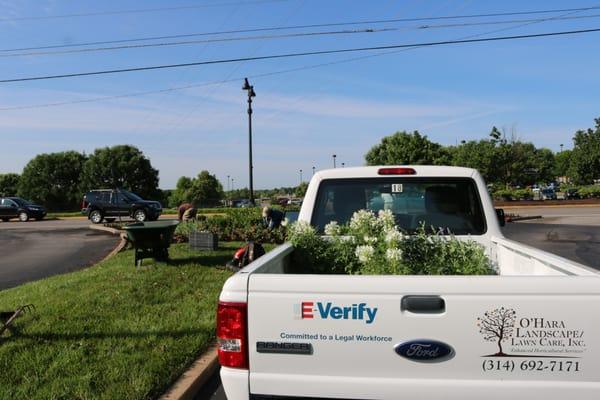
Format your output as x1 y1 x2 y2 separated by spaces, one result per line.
365 118 600 187
0 145 161 211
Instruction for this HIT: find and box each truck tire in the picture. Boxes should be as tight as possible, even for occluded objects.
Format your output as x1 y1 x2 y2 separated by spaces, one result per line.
18 212 29 222
133 209 147 222
89 210 103 224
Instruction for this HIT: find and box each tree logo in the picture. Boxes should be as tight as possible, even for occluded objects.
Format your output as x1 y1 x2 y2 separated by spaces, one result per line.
477 307 517 356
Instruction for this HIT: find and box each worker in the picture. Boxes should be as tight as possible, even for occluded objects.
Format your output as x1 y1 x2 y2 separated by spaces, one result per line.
178 202 194 221
262 206 284 230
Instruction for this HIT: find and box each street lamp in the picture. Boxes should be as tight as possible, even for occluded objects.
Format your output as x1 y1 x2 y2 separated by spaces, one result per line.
332 154 337 168
299 169 303 185
341 162 345 168
226 175 230 192
312 166 315 176
560 144 564 153
242 78 256 204
231 178 235 192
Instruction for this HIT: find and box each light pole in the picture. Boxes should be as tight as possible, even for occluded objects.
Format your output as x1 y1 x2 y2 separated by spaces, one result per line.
560 143 564 153
231 178 234 192
242 78 256 204
312 166 315 176
332 154 337 168
341 162 345 168
226 175 230 192
299 169 303 185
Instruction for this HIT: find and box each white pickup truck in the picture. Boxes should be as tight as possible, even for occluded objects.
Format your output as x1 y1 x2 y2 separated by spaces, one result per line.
217 166 600 400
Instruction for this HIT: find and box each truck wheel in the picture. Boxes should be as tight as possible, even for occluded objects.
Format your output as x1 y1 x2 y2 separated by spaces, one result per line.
18 212 29 222
89 210 103 224
133 209 147 222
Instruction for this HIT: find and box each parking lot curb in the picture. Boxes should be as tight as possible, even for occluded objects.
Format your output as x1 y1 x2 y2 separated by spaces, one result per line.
160 344 219 400
89 225 128 261
507 215 543 222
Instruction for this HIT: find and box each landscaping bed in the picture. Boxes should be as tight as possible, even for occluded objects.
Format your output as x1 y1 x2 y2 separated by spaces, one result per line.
0 242 264 400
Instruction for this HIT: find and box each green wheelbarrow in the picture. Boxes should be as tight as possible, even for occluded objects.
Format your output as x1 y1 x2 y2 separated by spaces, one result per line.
124 220 179 266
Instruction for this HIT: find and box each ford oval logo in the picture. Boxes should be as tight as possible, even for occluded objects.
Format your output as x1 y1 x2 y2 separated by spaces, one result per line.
394 339 455 363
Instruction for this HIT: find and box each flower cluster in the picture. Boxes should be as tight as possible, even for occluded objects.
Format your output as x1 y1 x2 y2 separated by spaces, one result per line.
288 209 493 276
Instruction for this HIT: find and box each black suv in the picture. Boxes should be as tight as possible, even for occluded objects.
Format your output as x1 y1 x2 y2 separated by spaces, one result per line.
0 197 46 222
81 189 162 224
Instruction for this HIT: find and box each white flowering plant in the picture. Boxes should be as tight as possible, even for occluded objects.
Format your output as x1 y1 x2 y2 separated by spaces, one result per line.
287 209 493 275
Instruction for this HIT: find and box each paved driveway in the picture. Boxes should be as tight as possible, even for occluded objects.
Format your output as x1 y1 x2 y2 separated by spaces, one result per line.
0 219 118 290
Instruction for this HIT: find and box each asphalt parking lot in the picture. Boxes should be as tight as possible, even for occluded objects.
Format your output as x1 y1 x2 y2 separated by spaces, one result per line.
0 219 119 289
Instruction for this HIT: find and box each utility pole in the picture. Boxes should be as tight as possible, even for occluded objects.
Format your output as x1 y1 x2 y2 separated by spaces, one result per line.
242 78 256 204
332 154 337 168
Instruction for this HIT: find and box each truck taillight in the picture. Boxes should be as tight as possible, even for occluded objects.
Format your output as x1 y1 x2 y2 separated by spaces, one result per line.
217 302 248 369
378 167 416 175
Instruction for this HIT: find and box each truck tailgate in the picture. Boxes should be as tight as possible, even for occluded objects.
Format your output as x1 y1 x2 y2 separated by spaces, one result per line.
247 274 600 399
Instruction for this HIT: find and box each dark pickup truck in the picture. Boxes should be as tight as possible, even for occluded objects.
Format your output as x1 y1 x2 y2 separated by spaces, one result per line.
81 189 162 224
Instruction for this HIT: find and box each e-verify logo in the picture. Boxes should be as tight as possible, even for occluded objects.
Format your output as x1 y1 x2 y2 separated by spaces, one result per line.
295 301 378 324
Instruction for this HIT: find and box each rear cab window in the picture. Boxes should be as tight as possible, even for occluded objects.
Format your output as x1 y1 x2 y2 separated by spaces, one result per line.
311 178 486 235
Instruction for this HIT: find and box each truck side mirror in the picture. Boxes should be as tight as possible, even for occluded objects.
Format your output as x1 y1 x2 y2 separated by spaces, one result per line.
495 208 506 227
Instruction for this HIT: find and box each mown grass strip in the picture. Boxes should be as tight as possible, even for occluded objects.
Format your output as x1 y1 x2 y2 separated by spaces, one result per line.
0 242 259 400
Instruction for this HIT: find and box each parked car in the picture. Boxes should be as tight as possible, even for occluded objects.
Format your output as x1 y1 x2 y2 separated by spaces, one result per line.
565 188 581 200
81 189 162 224
541 188 557 200
0 197 46 222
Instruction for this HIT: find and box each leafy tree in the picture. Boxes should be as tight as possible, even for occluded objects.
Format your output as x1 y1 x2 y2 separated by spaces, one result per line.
0 173 20 196
187 171 224 207
554 149 572 179
569 118 600 184
365 131 451 166
294 181 309 197
80 145 159 199
18 151 87 210
168 176 194 207
450 140 497 183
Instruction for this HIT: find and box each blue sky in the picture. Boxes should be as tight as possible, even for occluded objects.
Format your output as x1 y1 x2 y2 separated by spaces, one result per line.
1 0 600 189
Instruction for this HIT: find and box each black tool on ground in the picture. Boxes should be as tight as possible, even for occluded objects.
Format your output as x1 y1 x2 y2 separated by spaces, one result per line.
123 220 179 266
225 241 266 271
0 304 35 337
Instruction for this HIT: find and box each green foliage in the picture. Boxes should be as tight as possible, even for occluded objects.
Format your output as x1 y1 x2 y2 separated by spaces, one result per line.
554 150 572 178
287 210 493 275
365 131 451 166
492 188 533 201
188 170 224 207
175 208 286 243
0 173 20 196
80 145 159 199
18 151 87 210
569 118 600 184
169 172 224 207
294 181 309 197
577 185 600 198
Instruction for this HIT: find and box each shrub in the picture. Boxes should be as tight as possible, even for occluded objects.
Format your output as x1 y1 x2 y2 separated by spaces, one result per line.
578 185 600 198
174 209 286 244
287 209 493 276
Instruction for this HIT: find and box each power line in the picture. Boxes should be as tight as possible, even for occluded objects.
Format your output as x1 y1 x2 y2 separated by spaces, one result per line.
2 27 600 84
5 13 600 58
3 4 600 52
0 0 292 22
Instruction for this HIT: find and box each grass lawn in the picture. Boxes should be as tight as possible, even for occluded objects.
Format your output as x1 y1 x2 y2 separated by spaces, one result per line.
0 242 268 400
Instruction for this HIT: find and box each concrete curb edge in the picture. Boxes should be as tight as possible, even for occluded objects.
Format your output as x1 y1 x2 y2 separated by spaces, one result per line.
506 215 543 222
89 225 128 262
160 344 219 400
